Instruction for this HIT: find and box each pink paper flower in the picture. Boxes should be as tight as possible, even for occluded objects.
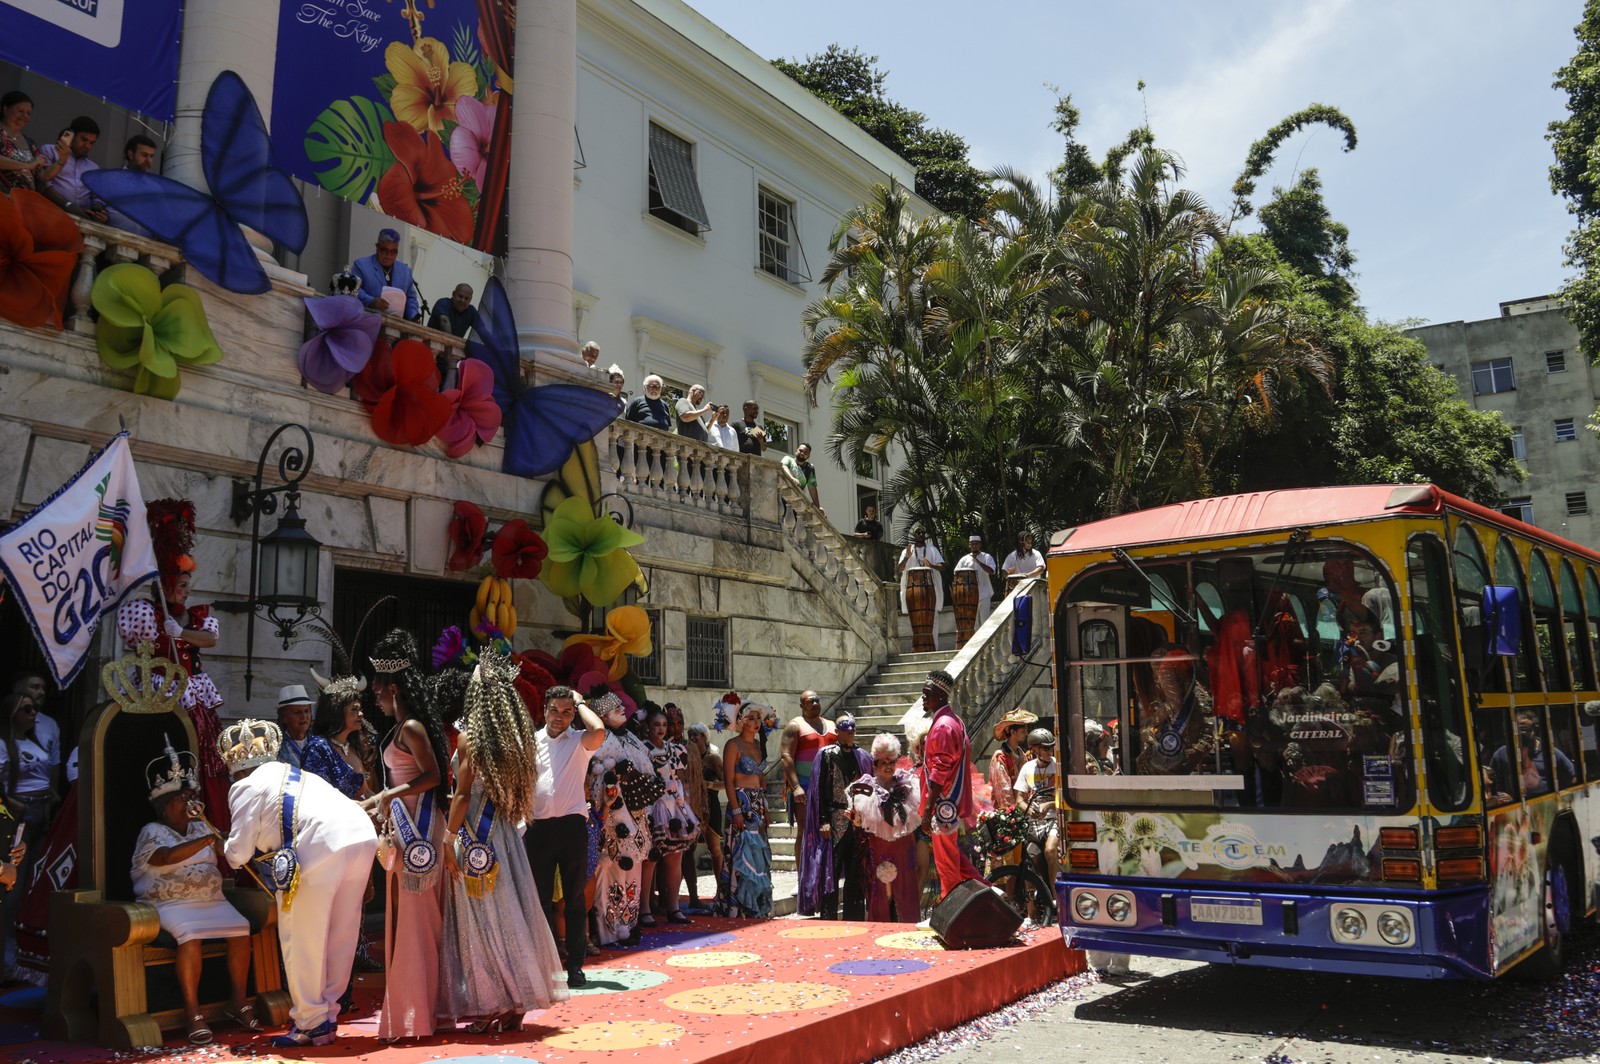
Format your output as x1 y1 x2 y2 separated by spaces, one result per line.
449 95 495 190
436 356 503 457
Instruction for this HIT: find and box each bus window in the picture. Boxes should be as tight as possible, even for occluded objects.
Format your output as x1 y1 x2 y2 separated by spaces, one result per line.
1476 708 1519 807
1407 535 1471 811
1493 537 1540 693
1530 551 1569 691
1561 560 1595 691
1549 703 1584 786
1587 568 1600 689
1079 618 1121 772
1492 706 1574 796
1452 526 1496 693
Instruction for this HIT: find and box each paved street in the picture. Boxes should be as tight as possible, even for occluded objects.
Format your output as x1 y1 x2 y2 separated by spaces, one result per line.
931 936 1600 1064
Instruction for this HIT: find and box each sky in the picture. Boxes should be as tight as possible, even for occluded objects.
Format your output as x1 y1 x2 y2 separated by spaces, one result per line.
684 0 1584 328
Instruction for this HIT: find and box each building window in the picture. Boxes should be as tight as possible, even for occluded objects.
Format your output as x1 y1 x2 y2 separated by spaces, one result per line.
685 616 729 688
1509 428 1527 463
1556 417 1578 442
647 123 710 235
629 609 663 683
1499 496 1535 525
763 415 797 454
1546 350 1568 374
1567 491 1590 517
1471 358 1515 395
757 187 810 284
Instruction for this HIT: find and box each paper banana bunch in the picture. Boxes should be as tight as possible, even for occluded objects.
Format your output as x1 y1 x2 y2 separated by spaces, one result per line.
470 575 517 640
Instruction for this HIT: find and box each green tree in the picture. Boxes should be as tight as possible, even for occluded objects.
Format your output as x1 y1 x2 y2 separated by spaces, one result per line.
774 46 990 219
1550 0 1600 362
1257 169 1356 310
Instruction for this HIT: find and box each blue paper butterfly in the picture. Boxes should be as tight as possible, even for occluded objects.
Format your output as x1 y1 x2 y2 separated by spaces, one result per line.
84 71 308 296
465 277 620 479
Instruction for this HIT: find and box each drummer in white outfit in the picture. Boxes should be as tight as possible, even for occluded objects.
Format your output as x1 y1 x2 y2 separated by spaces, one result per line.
952 533 998 617
896 528 945 650
219 719 378 1048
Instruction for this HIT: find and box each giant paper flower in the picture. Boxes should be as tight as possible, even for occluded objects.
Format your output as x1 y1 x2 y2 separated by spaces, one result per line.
0 188 83 330
386 38 478 134
378 122 475 244
437 356 502 458
563 604 652 681
447 500 487 571
539 496 646 608
491 519 547 580
449 94 495 190
369 338 452 446
92 263 223 399
513 653 559 726
352 336 393 406
295 293 379 394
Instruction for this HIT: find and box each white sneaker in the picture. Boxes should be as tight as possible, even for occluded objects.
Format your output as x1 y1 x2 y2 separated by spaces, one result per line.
916 918 932 929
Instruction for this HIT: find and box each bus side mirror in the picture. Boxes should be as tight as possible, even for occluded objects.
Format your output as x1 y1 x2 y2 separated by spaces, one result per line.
1480 585 1522 656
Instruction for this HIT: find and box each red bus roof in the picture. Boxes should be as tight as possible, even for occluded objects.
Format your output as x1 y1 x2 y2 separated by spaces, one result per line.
1047 484 1600 565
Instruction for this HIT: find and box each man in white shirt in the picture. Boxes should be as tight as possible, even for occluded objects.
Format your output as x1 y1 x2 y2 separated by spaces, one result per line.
896 528 945 650
1001 531 1046 590
527 685 605 987
707 404 741 450
953 533 998 617
219 720 377 1048
1012 728 1060 884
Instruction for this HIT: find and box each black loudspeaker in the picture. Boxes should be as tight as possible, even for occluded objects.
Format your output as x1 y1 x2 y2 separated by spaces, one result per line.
929 878 1024 949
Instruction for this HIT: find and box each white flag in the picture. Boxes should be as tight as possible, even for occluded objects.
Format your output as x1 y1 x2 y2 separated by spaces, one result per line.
0 433 159 686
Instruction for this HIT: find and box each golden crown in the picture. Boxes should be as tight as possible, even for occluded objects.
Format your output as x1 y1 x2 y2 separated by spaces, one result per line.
218 718 282 772
103 642 190 716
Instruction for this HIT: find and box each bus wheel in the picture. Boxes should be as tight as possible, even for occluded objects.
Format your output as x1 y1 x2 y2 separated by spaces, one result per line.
1521 856 1572 980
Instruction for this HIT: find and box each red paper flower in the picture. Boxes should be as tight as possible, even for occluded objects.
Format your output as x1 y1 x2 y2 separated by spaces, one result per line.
513 653 559 727
0 188 84 329
491 519 547 580
352 336 393 406
447 500 487 572
378 121 475 244
437 356 502 458
370 338 452 446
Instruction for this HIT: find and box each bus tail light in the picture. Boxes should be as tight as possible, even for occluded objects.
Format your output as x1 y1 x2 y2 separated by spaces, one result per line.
1380 827 1420 851
1437 856 1485 882
1068 848 1099 872
1065 821 1097 842
1381 858 1421 882
1434 825 1482 850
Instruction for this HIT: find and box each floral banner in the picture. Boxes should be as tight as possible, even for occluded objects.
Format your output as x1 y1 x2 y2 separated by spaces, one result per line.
270 0 514 255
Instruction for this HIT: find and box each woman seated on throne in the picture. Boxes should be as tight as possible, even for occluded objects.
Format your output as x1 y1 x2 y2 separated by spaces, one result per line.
130 739 262 1045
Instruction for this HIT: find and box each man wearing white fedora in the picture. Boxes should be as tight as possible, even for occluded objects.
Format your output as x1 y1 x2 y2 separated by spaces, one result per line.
275 685 361 797
219 719 377 1047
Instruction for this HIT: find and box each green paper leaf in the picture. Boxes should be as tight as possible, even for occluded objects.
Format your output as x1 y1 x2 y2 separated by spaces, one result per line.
305 96 397 204
372 73 397 100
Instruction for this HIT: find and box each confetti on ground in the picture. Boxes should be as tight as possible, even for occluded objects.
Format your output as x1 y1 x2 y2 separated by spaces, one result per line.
868 969 1100 1063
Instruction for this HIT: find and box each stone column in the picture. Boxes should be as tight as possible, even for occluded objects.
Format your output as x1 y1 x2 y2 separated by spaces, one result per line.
506 0 584 371
169 1 279 188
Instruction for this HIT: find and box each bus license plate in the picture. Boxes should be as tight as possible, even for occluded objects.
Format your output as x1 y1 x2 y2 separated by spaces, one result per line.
1191 898 1262 925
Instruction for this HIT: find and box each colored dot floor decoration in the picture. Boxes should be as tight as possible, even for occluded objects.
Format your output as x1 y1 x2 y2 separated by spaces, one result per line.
566 966 673 996
776 924 870 939
615 929 739 951
828 957 932 977
543 1019 687 1050
665 950 764 968
874 930 948 951
662 981 851 1015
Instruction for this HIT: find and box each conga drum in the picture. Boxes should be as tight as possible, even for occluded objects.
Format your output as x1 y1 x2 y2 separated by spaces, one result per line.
952 570 979 648
906 569 936 652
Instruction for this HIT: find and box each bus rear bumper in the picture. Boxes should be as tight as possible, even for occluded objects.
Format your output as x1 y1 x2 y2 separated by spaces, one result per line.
1059 878 1492 981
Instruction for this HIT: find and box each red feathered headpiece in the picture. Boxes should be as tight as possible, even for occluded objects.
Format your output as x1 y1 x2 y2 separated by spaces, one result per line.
146 498 196 591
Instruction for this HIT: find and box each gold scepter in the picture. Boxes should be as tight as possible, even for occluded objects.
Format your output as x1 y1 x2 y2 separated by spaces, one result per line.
190 797 273 894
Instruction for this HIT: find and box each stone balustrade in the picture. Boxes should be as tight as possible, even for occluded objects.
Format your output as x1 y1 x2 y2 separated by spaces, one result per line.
777 476 884 622
379 313 468 365
64 221 185 337
609 421 746 518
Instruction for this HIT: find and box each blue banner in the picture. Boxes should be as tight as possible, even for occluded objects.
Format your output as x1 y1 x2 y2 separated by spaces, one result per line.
271 0 514 255
0 0 182 122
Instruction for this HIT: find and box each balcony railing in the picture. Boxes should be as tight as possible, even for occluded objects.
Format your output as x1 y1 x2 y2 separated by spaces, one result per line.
609 421 746 519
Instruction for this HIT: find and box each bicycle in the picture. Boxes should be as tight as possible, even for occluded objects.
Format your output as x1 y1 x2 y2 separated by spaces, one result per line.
978 799 1057 929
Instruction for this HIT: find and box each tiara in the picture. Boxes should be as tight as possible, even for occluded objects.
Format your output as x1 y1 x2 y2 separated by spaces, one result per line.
103 642 189 715
146 733 199 800
218 718 282 772
369 656 413 675
473 647 518 685
311 667 368 701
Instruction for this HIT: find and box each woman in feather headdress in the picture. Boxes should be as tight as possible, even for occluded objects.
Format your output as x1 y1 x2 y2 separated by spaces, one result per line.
117 499 231 829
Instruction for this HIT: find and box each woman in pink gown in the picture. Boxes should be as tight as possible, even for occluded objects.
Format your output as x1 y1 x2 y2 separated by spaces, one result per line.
363 629 450 1042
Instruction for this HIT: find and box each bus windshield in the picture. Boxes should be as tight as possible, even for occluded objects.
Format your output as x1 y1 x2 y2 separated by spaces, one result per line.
1062 542 1415 812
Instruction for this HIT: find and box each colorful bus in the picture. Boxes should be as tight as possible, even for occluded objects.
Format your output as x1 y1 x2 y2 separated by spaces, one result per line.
1050 484 1600 979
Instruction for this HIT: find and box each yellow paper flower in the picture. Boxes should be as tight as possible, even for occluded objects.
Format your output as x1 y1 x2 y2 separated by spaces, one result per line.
93 263 223 399
563 605 653 681
386 38 479 135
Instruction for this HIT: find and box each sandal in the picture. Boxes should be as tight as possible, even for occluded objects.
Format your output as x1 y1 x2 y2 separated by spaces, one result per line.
223 1002 263 1031
186 1014 214 1046
667 911 690 925
466 1018 495 1034
498 1011 525 1033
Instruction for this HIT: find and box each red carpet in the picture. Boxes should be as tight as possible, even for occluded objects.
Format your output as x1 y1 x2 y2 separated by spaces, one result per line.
2 918 1080 1064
